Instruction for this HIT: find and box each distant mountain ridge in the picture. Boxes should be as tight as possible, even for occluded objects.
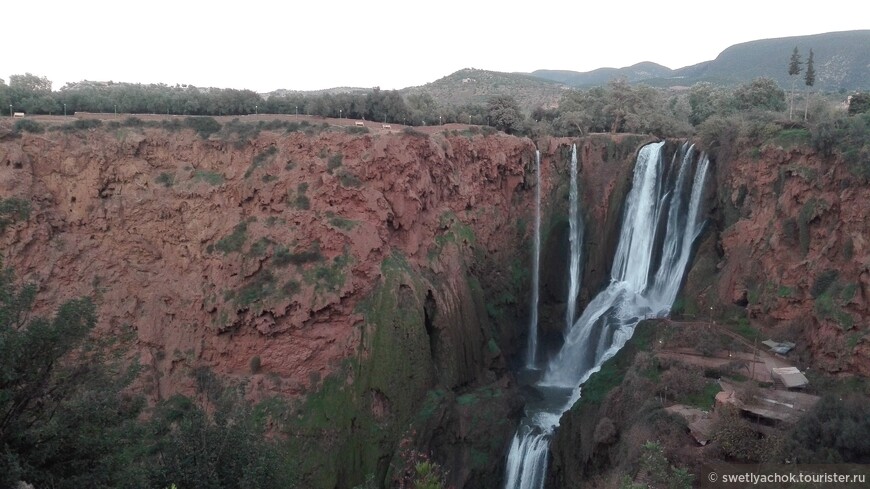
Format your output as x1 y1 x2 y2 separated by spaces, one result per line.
531 62 674 87
400 68 569 112
261 30 868 110
531 30 870 91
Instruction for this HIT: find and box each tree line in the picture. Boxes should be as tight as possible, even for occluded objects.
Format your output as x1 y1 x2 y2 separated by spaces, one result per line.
3 68 867 145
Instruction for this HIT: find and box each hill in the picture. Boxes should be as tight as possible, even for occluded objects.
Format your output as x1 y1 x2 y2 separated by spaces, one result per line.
531 30 870 91
531 62 673 87
400 68 569 112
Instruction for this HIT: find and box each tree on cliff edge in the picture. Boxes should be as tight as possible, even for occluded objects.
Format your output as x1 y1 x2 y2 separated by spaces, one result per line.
487 95 523 134
788 47 802 120
804 48 816 120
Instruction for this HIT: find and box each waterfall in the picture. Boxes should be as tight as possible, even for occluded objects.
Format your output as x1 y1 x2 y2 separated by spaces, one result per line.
565 144 584 332
503 142 709 489
526 150 542 368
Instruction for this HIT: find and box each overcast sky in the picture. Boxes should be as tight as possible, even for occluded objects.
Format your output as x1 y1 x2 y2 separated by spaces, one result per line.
4 1 867 93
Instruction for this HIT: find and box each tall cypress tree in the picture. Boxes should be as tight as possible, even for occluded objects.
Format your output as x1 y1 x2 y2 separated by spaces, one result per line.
788 47 802 119
804 49 816 120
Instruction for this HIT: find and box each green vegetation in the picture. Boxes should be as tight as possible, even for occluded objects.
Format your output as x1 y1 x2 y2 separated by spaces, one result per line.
326 153 343 173
811 269 839 298
813 275 856 330
774 128 811 147
621 441 693 489
273 242 323 267
304 250 352 294
712 406 780 462
184 116 222 138
235 270 277 309
0 197 31 232
783 394 870 463
329 215 357 230
487 95 523 134
728 317 762 342
579 322 655 404
49 118 103 133
192 169 225 186
249 356 262 374
429 212 476 261
337 169 362 188
345 125 369 134
246 146 278 178
12 118 44 133
156 172 174 188
213 221 248 254
0 262 293 488
289 182 311 210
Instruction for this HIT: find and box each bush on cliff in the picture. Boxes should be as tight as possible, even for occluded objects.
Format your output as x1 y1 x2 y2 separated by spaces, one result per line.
0 262 144 489
783 394 870 463
0 263 294 488
12 118 44 134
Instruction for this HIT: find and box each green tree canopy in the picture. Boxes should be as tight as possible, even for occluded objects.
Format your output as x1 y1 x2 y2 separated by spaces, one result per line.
486 95 524 134
805 49 816 87
734 77 786 112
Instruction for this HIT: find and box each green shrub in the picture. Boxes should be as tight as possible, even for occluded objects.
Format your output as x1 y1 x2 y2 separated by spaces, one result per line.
0 198 32 231
338 170 362 187
236 270 275 307
345 126 369 134
785 394 870 463
782 218 799 247
184 116 222 138
246 146 278 178
52 118 103 133
13 118 44 134
274 241 323 267
122 116 144 127
156 172 174 188
74 118 103 130
214 222 248 254
848 93 870 115
291 182 311 209
403 127 427 138
811 269 839 298
712 407 773 462
329 216 356 230
192 170 225 186
774 128 811 147
697 115 741 154
326 153 343 173
249 356 262 374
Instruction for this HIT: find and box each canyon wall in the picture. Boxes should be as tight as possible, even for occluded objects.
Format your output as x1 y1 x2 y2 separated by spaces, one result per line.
2 120 867 486
0 121 541 487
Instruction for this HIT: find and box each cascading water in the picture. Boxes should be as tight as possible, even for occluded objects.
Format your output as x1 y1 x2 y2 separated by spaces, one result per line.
526 150 542 368
565 145 584 331
504 142 709 489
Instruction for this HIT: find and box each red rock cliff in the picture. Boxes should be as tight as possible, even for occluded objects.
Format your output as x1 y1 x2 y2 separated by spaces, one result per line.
0 123 537 404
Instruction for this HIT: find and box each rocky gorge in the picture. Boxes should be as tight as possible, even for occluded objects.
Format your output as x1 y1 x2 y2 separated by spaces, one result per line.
1 116 867 488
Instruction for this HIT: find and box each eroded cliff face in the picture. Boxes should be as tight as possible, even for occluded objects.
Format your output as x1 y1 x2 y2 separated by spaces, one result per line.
687 143 870 375
0 121 539 487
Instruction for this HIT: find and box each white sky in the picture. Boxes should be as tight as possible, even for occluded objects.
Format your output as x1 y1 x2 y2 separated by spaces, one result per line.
4 1 867 92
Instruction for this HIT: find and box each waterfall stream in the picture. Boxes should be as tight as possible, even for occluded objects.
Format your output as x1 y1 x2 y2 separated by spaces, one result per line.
526 150 542 368
504 142 709 489
565 144 584 334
